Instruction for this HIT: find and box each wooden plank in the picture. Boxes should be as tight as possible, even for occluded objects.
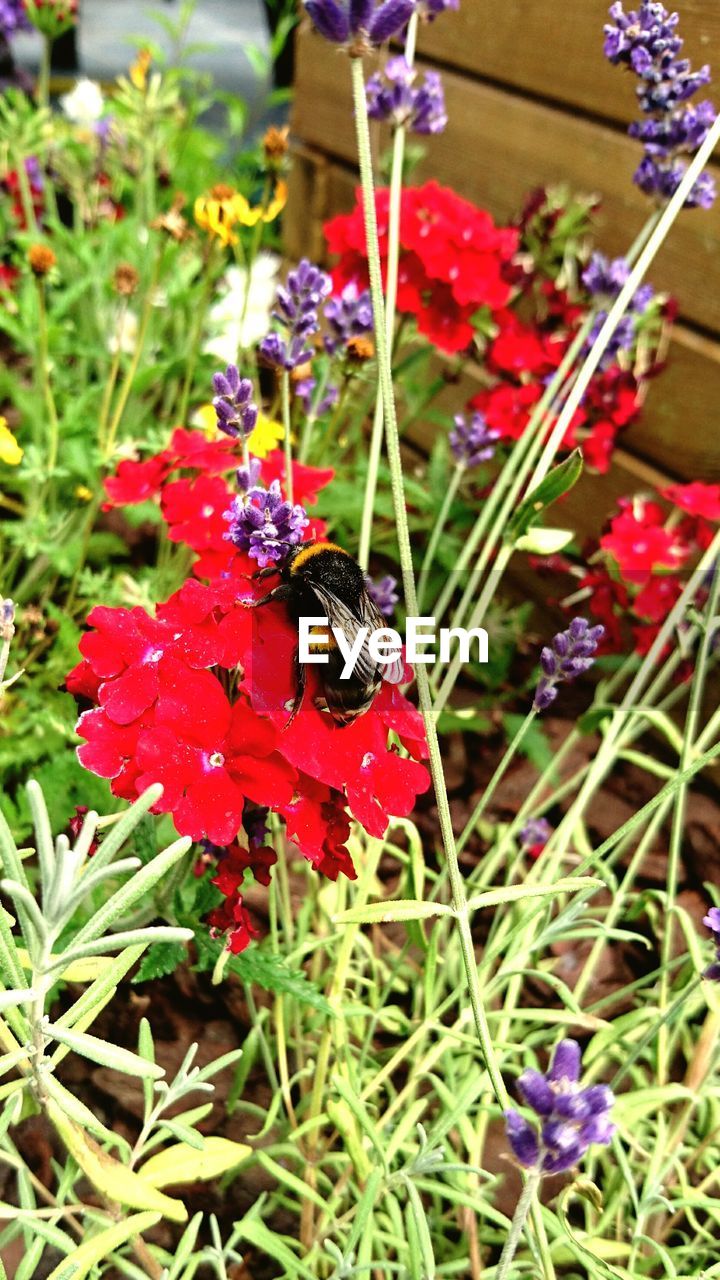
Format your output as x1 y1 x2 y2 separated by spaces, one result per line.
285 148 720 484
406 1 720 129
291 33 720 336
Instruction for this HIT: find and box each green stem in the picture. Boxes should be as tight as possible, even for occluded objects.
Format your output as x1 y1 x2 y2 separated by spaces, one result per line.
457 709 537 855
417 461 464 612
105 248 163 460
176 245 218 425
357 12 418 571
351 47 509 1125
37 35 52 111
497 1170 541 1280
36 279 61 479
658 556 720 1083
281 370 294 506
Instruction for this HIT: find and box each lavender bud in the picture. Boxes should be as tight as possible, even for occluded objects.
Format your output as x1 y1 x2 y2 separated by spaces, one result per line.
533 618 604 712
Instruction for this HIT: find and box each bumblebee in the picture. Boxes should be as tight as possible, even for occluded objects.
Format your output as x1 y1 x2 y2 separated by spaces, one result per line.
250 541 404 726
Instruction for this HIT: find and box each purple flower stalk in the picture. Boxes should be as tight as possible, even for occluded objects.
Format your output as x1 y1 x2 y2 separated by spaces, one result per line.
0 0 31 38
324 282 374 354
236 458 262 493
304 0 417 49
260 259 332 372
505 1040 616 1175
365 56 448 135
212 364 258 439
294 375 340 417
449 413 500 468
604 3 716 209
582 252 655 368
367 573 399 618
703 907 720 980
519 817 552 850
533 617 604 712
224 480 309 568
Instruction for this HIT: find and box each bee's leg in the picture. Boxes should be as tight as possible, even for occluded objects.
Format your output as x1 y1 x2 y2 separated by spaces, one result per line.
252 565 280 582
244 582 294 608
283 645 306 729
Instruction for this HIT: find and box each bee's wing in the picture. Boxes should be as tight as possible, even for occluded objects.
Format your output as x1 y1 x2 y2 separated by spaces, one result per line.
308 582 404 687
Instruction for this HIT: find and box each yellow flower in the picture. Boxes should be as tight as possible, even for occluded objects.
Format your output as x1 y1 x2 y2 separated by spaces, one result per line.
193 403 217 438
0 417 22 466
232 180 288 227
194 184 242 247
130 48 152 91
247 413 284 458
75 485 93 502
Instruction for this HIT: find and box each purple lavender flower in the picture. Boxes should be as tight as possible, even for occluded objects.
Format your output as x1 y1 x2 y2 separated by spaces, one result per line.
304 0 416 50
419 0 459 15
582 252 656 367
260 259 332 371
212 364 258 439
703 907 720 980
294 375 340 416
449 413 500 468
224 480 309 568
519 816 552 851
324 282 374 354
365 57 447 135
505 1040 616 1175
0 0 31 38
533 617 604 712
604 3 716 209
367 573 399 618
236 457 262 493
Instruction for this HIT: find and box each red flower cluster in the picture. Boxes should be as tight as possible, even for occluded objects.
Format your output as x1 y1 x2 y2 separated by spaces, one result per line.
71 431 429 952
544 484 720 657
325 181 518 354
469 316 647 473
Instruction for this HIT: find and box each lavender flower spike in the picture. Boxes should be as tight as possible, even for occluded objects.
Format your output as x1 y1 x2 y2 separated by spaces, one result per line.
260 258 332 372
324 282 374 354
533 617 604 712
604 3 717 209
224 480 309 568
212 364 258 439
449 413 500 468
366 56 448 135
304 0 417 50
504 1039 615 1176
367 573 400 618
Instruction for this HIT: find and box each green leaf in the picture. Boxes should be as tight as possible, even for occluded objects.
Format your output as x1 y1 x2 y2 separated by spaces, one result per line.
505 449 584 543
467 877 601 912
333 899 455 925
45 1213 161 1280
140 1136 250 1187
132 941 187 984
193 935 332 1015
47 1024 166 1079
503 712 554 773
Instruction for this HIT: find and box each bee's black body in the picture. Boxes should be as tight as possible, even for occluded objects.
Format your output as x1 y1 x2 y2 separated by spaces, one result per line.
251 541 402 726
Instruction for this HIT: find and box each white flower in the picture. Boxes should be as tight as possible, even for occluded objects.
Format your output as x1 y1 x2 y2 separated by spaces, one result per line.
108 310 138 355
60 79 105 127
204 252 280 362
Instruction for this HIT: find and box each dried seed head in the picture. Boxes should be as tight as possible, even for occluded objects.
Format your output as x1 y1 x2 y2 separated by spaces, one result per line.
263 125 290 165
346 335 375 363
113 263 140 297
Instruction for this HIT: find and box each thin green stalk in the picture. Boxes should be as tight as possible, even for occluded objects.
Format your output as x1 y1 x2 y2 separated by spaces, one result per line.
104 247 164 459
298 361 331 463
281 370 294 506
496 1170 541 1280
417 461 464 612
176 243 219 424
36 36 52 111
97 302 128 450
35 278 61 480
457 709 537 854
658 558 720 1083
358 12 418 571
12 152 38 235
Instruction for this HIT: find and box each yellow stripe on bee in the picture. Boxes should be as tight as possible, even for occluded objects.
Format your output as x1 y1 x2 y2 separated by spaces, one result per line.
290 541 349 572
